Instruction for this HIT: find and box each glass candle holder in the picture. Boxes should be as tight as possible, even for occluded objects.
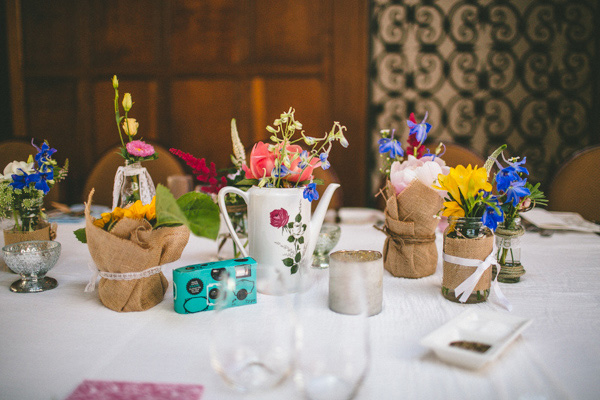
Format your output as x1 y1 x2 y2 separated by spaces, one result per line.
312 224 341 268
2 240 61 293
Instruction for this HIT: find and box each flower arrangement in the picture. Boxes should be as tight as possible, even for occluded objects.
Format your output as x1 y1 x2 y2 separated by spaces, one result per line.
0 140 68 232
377 112 447 279
240 107 348 201
112 75 157 164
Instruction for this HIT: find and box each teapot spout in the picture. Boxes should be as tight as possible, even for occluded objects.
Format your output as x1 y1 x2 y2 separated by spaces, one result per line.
306 183 340 258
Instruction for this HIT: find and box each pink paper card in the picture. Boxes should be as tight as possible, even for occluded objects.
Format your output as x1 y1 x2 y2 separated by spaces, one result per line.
66 380 204 400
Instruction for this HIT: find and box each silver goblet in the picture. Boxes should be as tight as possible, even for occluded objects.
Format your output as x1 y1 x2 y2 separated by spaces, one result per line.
2 240 61 293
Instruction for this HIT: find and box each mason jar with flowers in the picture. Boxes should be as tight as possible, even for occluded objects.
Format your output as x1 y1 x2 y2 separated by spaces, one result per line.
217 108 348 294
0 140 68 246
111 75 157 209
491 151 547 283
433 158 504 304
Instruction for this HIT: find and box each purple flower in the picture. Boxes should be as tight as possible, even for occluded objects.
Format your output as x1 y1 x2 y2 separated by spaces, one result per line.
378 138 404 159
32 140 57 167
319 153 330 170
303 183 319 202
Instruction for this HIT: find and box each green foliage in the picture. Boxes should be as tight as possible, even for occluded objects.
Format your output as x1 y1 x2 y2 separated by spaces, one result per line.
74 228 87 243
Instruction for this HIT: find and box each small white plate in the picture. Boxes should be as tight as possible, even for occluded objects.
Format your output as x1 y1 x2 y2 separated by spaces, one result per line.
420 309 532 369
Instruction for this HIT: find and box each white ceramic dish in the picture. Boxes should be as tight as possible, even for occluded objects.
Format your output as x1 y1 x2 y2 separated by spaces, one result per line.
420 309 532 369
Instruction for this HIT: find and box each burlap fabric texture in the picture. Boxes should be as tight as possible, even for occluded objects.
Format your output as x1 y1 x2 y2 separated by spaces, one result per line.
3 222 57 245
84 191 190 312
381 179 443 278
442 234 493 292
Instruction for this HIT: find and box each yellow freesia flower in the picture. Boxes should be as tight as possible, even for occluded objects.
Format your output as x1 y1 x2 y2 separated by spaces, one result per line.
145 197 156 221
122 199 148 220
441 200 465 217
93 212 112 228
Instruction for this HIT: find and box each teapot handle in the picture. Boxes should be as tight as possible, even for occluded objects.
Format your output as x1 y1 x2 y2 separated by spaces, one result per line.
217 187 250 258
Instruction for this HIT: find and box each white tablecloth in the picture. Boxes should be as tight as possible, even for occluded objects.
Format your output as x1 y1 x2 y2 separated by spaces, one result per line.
1 216 600 400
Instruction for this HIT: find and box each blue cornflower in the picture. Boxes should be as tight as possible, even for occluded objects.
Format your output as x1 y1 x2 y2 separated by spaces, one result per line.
319 153 330 170
32 140 57 166
378 138 404 159
271 164 290 178
406 112 432 143
505 179 531 207
303 183 319 202
482 203 504 231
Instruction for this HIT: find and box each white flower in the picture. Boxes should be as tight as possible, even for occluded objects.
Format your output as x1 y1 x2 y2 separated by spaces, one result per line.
1 161 35 182
122 118 139 136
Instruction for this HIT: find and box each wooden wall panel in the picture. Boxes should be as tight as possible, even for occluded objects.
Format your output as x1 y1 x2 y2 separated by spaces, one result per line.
254 0 323 63
21 0 78 67
170 79 244 169
170 0 248 66
89 0 160 66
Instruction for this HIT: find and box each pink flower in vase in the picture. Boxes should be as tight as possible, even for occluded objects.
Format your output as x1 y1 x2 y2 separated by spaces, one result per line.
126 140 155 157
270 208 289 228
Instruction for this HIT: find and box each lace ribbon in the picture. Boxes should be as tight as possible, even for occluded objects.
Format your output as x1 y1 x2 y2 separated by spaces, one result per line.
84 261 162 292
443 250 512 311
111 163 156 209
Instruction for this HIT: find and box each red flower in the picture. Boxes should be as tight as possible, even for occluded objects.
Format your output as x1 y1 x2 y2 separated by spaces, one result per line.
270 208 289 228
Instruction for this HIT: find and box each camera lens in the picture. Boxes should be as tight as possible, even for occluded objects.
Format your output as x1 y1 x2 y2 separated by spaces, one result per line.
236 289 248 300
211 268 228 281
208 287 220 299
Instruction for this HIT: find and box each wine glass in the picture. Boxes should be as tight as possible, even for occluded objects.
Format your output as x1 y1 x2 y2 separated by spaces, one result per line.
209 274 294 393
294 258 370 400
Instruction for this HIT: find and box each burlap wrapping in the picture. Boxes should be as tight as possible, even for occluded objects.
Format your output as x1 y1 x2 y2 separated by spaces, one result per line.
382 179 443 278
442 234 493 291
3 222 57 245
84 191 190 312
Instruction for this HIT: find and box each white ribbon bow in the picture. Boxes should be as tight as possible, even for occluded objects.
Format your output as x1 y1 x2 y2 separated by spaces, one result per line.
443 250 512 311
85 261 163 293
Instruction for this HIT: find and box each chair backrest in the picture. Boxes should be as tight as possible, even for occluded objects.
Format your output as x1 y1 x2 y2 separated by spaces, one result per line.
434 142 486 169
548 146 600 222
83 143 185 207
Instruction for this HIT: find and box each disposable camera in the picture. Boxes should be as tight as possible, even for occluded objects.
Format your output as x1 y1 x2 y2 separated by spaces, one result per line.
173 257 257 314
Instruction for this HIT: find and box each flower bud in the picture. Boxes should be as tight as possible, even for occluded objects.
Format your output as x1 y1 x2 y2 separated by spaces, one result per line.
266 125 277 134
303 136 316 145
122 93 133 112
122 118 139 136
273 119 281 126
112 75 119 89
294 121 303 130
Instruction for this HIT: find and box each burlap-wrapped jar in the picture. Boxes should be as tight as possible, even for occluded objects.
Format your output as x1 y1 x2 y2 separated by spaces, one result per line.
442 217 493 303
380 180 443 278
84 191 190 312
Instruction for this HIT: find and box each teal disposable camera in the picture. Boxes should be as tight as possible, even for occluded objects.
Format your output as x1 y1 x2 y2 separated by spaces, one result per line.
173 258 257 314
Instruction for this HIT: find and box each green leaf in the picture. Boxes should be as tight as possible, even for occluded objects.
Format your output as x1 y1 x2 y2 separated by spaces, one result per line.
235 178 259 187
295 252 301 262
295 213 302 222
283 258 294 267
155 184 220 240
298 236 304 244
287 235 294 242
302 224 307 230
74 228 87 244
298 178 324 186
291 264 299 274
287 222 294 228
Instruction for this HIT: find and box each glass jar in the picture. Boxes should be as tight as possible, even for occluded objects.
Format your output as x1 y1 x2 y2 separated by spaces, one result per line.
16 196 45 232
116 161 155 208
493 217 525 283
217 202 248 260
442 217 493 303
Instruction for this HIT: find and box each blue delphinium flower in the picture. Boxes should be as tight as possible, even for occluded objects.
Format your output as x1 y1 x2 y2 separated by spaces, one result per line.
298 150 310 169
378 137 404 159
303 182 319 202
406 111 432 143
272 164 290 178
32 140 57 167
319 153 330 170
505 178 531 207
482 203 504 231
496 157 529 192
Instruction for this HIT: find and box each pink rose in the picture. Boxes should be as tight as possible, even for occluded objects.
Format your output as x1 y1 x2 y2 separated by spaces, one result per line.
243 142 276 180
279 144 319 183
126 140 155 157
270 208 289 228
390 157 447 196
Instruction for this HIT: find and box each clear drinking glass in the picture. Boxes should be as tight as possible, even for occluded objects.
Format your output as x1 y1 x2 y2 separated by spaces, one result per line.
294 260 370 400
312 223 341 268
209 276 293 393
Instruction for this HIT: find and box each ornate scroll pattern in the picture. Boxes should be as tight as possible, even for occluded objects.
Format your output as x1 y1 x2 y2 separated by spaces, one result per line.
370 0 596 199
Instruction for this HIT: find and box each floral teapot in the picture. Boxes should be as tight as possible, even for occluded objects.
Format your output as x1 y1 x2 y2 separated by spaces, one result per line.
218 184 340 294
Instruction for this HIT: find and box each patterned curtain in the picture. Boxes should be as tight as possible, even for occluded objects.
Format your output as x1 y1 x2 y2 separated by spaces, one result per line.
369 0 597 200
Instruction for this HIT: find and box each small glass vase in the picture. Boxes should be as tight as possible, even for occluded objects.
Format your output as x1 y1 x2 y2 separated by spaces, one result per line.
493 218 525 283
217 202 248 260
442 217 493 304
115 161 156 208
